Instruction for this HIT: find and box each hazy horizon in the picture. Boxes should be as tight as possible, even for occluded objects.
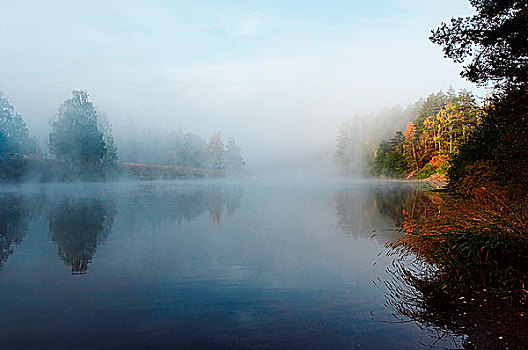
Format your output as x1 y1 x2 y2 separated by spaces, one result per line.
1 0 483 169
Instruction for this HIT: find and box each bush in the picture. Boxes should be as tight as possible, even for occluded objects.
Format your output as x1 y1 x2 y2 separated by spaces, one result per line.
415 163 436 179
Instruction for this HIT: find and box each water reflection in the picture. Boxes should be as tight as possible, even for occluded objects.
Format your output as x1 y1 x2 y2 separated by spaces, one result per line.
206 188 242 224
376 186 528 350
335 183 427 241
121 186 243 228
0 184 243 274
335 188 371 237
381 259 528 349
0 194 32 269
0 181 474 349
50 199 116 274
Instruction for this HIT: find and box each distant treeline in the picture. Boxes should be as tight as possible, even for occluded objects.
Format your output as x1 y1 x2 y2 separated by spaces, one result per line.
0 90 245 182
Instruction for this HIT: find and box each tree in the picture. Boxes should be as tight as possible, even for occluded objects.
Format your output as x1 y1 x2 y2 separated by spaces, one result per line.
50 199 114 274
224 137 245 173
176 133 207 168
371 139 408 178
98 112 118 167
403 121 419 171
0 92 28 159
206 131 225 170
430 0 528 89
49 91 107 175
0 195 31 269
335 116 366 176
431 1 528 195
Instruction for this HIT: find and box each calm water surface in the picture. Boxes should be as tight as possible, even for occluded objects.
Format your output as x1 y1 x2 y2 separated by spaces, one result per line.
0 179 457 349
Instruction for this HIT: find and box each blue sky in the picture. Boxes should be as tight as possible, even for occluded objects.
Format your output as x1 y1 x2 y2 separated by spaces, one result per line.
0 0 479 162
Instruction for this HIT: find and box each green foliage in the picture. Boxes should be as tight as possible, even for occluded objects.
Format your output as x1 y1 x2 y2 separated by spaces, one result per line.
98 113 118 167
415 163 436 179
450 90 528 194
436 161 449 177
0 92 29 159
369 88 481 178
49 90 116 177
371 139 408 178
335 107 418 176
390 0 528 298
414 89 452 132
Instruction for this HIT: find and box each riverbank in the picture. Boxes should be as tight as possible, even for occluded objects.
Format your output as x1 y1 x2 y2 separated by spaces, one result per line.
0 158 225 182
120 162 222 180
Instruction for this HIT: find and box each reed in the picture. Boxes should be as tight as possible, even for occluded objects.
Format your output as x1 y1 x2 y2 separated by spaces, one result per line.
389 186 528 292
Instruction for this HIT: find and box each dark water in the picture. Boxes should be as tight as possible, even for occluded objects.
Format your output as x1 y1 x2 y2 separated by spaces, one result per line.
0 179 459 349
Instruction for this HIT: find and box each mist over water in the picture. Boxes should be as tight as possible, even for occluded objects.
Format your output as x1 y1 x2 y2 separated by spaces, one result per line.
0 1 491 348
0 178 462 349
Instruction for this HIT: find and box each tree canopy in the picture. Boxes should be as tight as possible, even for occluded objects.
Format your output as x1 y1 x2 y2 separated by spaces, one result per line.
49 90 117 176
430 0 528 89
0 92 29 159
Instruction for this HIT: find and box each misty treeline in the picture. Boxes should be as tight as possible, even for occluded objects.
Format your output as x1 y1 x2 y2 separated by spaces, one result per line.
0 90 244 181
336 88 483 179
335 88 481 178
118 128 244 171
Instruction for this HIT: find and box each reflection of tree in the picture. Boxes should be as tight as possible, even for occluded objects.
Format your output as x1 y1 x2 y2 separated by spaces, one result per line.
370 184 441 228
0 195 31 269
50 199 115 274
207 190 224 224
124 187 243 227
206 188 242 224
380 260 528 350
335 185 427 241
335 189 371 236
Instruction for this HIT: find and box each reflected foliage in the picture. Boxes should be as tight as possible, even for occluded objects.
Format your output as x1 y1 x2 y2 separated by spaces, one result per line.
381 260 528 350
206 188 242 224
335 184 433 241
373 185 438 227
390 187 528 291
50 199 115 274
335 189 372 237
123 186 243 228
0 194 32 269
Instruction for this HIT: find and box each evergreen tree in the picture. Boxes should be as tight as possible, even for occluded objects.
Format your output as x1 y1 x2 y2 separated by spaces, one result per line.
49 90 108 176
430 0 528 89
225 137 245 173
98 112 118 166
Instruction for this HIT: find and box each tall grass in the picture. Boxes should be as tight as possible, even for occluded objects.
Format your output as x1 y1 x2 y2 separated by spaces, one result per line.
389 186 528 292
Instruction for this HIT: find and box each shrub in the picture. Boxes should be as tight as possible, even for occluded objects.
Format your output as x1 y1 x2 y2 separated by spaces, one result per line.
415 163 436 179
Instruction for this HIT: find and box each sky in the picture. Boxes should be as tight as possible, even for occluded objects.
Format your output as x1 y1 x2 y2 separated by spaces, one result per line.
0 0 480 165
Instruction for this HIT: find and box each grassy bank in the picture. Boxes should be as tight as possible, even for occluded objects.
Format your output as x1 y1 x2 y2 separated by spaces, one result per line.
119 162 222 180
0 159 224 182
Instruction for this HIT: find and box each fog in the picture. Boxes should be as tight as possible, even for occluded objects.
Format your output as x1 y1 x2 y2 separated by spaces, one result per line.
0 0 481 174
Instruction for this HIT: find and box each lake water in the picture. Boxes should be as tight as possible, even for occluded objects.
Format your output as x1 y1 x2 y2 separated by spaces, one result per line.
0 179 459 349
